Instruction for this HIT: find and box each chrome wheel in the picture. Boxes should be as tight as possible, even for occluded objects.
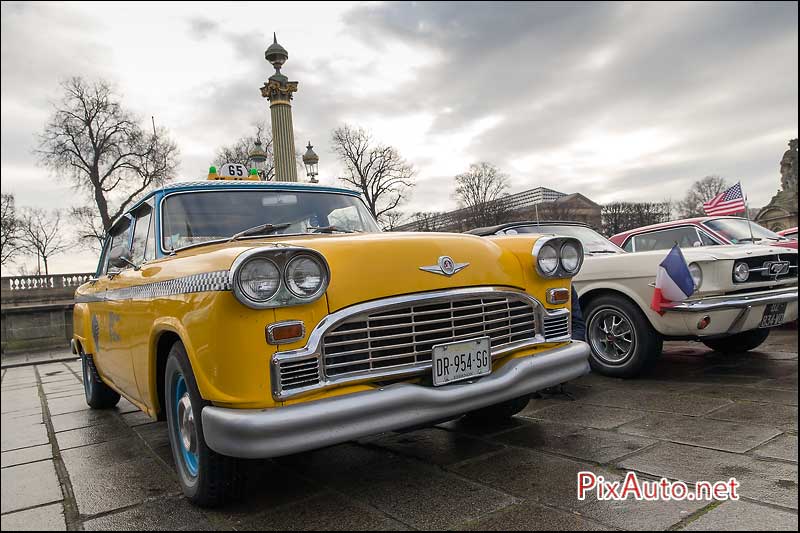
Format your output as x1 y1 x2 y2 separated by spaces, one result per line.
588 307 637 365
173 375 198 477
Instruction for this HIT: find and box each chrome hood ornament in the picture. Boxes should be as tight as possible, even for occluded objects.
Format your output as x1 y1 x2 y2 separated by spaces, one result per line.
420 256 469 277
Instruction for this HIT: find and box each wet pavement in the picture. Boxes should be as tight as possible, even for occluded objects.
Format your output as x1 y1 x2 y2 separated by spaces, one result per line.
1 329 797 531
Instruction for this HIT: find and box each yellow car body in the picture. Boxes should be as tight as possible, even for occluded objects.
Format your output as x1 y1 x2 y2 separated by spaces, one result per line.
72 180 590 502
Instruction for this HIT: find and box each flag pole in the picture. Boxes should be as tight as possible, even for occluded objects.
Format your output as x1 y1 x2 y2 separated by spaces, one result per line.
741 181 756 243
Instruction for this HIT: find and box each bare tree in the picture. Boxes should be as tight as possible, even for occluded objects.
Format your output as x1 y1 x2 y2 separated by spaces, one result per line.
19 208 71 275
677 175 729 218
1 193 22 266
601 201 672 236
382 210 408 231
412 211 445 232
331 124 415 222
37 77 179 242
453 162 510 227
213 123 275 181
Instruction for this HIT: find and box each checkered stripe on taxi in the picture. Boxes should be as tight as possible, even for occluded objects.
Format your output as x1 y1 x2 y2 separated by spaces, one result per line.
76 270 231 302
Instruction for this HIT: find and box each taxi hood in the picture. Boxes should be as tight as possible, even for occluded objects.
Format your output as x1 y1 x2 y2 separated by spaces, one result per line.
173 232 537 312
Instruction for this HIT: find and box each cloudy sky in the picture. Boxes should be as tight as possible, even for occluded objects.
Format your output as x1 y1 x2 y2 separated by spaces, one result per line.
1 1 797 274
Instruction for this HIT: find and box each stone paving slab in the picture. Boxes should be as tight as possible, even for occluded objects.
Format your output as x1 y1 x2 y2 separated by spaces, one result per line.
1 443 53 468
707 401 798 431
462 500 611 531
0 502 66 531
617 413 782 453
683 499 798 530
752 433 798 463
520 402 647 430
618 442 798 510
494 419 657 463
82 495 213 531
1 459 63 514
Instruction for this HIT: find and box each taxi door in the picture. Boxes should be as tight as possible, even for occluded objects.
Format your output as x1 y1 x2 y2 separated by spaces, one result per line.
91 216 139 399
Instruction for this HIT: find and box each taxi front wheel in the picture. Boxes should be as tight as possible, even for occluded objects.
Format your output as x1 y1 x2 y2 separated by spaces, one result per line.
164 342 244 506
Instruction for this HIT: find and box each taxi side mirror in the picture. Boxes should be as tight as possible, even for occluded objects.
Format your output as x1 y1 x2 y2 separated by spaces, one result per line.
109 245 138 271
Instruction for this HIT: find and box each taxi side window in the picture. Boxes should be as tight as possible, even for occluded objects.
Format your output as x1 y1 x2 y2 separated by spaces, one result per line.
103 218 132 274
130 204 153 264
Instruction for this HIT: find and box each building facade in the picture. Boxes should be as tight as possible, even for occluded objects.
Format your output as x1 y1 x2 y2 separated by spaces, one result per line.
395 187 601 232
755 139 798 232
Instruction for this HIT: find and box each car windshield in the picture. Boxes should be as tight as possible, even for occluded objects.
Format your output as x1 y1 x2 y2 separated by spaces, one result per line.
504 225 623 253
704 218 787 244
161 190 381 251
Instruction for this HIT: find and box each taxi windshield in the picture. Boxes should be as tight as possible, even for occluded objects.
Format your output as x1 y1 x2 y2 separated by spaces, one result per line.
161 190 380 251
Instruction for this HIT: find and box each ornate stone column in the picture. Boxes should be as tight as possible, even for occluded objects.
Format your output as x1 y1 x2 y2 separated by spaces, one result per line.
260 34 298 182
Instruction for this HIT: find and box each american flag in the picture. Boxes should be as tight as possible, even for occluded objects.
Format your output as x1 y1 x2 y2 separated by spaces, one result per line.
703 182 746 216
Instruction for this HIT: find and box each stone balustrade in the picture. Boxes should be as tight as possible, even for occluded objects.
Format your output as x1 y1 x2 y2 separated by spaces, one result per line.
1 273 94 356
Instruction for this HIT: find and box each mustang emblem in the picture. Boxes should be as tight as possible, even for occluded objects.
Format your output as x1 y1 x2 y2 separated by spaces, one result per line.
763 260 790 277
420 256 469 277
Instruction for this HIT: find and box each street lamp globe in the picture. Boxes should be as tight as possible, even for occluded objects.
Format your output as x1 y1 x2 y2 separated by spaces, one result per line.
302 141 319 183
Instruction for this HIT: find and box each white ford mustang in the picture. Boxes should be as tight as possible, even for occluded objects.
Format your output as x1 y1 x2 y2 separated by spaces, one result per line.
469 222 798 377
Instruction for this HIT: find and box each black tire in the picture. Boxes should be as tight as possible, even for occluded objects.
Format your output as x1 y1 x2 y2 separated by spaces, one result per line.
702 328 771 353
81 352 121 409
164 341 243 506
463 395 530 424
584 294 663 378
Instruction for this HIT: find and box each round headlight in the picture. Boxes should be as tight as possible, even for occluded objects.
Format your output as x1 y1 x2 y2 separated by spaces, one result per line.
733 261 749 282
285 255 325 298
688 262 703 290
560 242 582 273
238 258 281 302
537 244 559 275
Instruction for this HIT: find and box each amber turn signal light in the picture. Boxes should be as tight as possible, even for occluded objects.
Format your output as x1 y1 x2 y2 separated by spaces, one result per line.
266 321 305 345
546 288 571 305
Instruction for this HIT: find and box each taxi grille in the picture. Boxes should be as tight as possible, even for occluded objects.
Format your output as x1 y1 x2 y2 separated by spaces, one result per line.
321 295 537 380
543 312 571 340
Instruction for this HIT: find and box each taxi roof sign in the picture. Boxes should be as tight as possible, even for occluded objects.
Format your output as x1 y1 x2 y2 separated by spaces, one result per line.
209 163 259 181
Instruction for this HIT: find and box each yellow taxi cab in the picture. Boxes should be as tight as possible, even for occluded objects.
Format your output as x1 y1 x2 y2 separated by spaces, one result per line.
71 168 591 505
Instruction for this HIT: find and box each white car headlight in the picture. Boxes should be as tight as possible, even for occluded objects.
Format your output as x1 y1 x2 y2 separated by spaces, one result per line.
238 258 281 302
285 254 326 298
733 261 749 283
560 242 582 273
688 262 703 290
537 244 559 275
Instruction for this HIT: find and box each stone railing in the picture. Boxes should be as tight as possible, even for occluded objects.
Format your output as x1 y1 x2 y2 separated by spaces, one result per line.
2 273 94 292
1 273 94 356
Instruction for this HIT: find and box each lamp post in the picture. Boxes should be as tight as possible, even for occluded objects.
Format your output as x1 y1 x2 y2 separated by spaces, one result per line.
302 141 319 183
247 138 270 181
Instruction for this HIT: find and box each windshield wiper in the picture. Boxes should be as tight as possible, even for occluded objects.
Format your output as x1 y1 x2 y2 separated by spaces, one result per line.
307 225 356 234
588 249 619 254
228 223 292 242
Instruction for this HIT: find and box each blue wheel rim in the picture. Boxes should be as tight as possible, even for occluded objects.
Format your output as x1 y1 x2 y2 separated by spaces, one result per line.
174 375 199 477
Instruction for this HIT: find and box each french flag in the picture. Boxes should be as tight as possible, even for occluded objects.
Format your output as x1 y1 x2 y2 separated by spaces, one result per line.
651 244 695 314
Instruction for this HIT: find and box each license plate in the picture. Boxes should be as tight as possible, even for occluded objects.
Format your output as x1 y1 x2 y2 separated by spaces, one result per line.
759 302 787 328
432 337 491 387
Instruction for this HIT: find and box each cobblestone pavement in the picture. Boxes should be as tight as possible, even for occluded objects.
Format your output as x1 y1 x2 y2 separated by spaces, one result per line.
1 330 797 531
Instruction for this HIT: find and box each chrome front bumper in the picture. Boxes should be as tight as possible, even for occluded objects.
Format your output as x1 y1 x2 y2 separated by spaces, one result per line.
202 340 591 459
661 286 797 312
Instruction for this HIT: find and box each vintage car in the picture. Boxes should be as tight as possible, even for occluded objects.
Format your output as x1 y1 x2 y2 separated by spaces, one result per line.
778 227 798 240
71 179 590 505
468 221 798 378
610 216 798 251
